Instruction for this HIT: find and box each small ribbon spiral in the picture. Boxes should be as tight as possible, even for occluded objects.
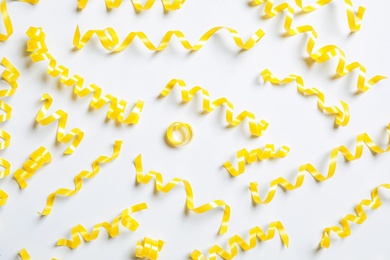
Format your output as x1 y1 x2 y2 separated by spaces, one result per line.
136 237 165 260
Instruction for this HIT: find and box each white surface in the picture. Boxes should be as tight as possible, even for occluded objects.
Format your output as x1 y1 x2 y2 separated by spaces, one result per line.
1 0 390 259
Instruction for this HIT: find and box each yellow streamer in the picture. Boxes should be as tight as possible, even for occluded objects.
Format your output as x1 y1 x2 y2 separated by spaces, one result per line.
223 144 290 177
57 203 148 249
136 237 165 260
160 79 268 137
0 0 12 42
36 93 84 155
320 183 390 248
26 27 144 125
77 0 185 12
135 154 231 235
191 221 289 260
250 124 390 205
73 25 265 52
39 140 123 216
165 122 193 147
261 69 350 127
18 248 58 260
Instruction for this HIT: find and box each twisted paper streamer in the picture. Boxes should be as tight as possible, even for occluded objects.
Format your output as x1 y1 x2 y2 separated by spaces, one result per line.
26 27 144 125
73 25 265 52
165 122 193 147
136 237 165 260
190 221 289 260
57 203 148 249
250 124 390 205
77 0 185 11
223 144 290 177
160 79 268 137
135 154 231 235
39 140 123 216
0 0 12 42
320 183 390 248
36 93 84 155
13 146 52 189
261 69 350 127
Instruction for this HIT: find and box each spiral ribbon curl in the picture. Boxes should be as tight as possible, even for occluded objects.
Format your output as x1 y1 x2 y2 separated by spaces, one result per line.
223 144 290 177
57 203 148 249
160 79 268 137
26 27 144 125
136 237 165 260
39 140 123 216
77 0 185 11
135 154 231 235
0 0 12 42
191 221 289 260
165 122 193 147
0 158 10 206
250 124 390 205
18 248 58 260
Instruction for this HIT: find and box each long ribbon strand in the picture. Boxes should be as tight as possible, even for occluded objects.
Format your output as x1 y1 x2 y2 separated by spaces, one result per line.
0 0 12 42
77 0 186 12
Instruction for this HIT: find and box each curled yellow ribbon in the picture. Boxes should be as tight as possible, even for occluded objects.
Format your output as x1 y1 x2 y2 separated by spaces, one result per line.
39 140 123 216
320 183 390 248
136 237 165 260
57 203 147 249
73 25 265 52
26 27 144 125
250 124 390 205
190 221 289 260
165 122 193 147
223 144 290 177
135 154 231 235
18 248 58 260
261 69 350 127
0 0 12 42
36 93 84 155
77 0 185 11
160 79 268 137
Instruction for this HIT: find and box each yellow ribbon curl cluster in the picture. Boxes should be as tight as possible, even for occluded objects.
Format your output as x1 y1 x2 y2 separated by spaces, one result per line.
191 221 289 260
250 124 390 205
0 0 12 42
136 237 165 260
223 144 290 177
57 203 148 249
135 154 231 235
26 27 144 125
160 79 268 137
77 0 185 12
13 146 52 189
165 122 193 147
39 140 123 216
36 93 85 155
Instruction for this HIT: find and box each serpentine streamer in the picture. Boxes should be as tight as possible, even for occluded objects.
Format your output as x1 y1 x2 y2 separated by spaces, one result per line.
136 237 165 260
77 0 185 11
0 0 12 42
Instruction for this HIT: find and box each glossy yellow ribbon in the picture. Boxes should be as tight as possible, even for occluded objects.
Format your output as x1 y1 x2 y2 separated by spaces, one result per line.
261 69 350 127
36 93 84 155
250 124 390 205
57 203 147 249
77 0 185 11
223 144 290 177
18 248 58 260
13 146 52 189
26 27 144 125
0 158 10 205
135 154 231 235
165 122 193 147
160 79 268 137
136 237 165 260
39 140 123 216
191 221 289 260
73 25 265 52
0 0 12 42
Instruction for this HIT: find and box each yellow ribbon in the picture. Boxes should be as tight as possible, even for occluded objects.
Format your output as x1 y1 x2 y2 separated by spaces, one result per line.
36 93 84 155
250 124 390 205
0 0 12 42
39 140 123 216
136 237 165 260
18 248 58 260
73 25 265 52
26 27 144 125
165 122 193 147
77 0 185 11
160 79 268 137
191 221 289 260
223 144 290 177
261 69 350 127
320 183 390 248
57 203 148 249
135 154 231 235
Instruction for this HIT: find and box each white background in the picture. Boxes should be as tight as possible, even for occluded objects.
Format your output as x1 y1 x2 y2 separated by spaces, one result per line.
1 0 390 259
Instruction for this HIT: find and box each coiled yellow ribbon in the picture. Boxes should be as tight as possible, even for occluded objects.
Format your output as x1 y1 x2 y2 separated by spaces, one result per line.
165 122 193 147
0 0 12 42
250 124 390 205
13 146 52 189
135 154 231 235
39 140 123 216
223 144 290 177
18 248 57 260
73 25 265 52
77 0 185 11
26 27 144 125
0 158 10 206
160 79 268 137
57 203 147 249
190 221 289 260
136 237 165 260
261 69 350 127
36 93 84 155
320 183 390 248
